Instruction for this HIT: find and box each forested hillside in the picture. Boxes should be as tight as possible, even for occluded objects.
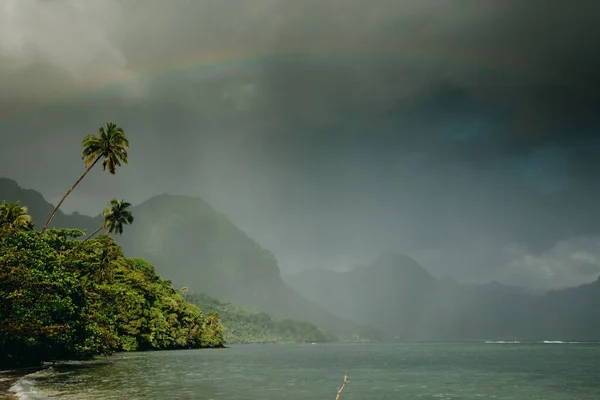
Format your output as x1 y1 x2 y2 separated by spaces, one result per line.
0 177 380 342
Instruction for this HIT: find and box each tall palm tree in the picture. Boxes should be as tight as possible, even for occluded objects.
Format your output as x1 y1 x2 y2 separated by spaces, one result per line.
0 201 33 232
39 122 130 236
82 198 134 243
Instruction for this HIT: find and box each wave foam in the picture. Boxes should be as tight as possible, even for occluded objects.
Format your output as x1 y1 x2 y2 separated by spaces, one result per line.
539 340 593 344
485 340 520 344
8 368 56 400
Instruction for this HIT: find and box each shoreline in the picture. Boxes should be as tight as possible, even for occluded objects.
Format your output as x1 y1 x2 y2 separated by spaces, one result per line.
0 366 46 400
0 370 23 400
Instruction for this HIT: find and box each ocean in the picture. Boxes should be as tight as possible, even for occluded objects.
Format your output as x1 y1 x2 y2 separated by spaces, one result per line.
4 342 600 399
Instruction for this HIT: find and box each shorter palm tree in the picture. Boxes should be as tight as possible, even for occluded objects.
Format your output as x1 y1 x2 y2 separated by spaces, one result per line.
82 198 134 244
97 247 114 283
181 287 189 301
0 201 33 232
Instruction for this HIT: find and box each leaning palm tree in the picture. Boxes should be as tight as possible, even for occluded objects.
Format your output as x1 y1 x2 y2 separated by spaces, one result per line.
0 201 33 232
39 122 130 236
81 198 134 244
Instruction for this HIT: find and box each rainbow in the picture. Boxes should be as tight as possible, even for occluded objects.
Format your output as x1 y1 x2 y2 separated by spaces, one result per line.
0 46 581 126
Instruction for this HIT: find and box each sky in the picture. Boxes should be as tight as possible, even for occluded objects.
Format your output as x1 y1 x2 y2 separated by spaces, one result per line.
1 0 600 291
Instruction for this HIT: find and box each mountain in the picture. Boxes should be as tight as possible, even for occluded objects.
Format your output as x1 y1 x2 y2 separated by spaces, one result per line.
537 278 600 340
285 253 441 339
285 253 600 341
0 177 100 231
0 177 381 341
115 193 381 340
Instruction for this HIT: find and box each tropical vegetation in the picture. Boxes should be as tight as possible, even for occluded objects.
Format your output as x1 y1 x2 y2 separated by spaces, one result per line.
0 201 33 234
1 123 225 369
0 228 225 369
187 293 332 344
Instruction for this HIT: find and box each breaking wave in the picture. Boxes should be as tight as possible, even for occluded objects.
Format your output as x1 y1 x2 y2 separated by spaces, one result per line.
484 340 598 345
484 340 520 344
8 367 57 400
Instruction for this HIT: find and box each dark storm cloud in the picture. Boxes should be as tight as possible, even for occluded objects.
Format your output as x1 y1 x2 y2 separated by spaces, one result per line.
2 0 600 289
248 0 600 152
4 0 600 149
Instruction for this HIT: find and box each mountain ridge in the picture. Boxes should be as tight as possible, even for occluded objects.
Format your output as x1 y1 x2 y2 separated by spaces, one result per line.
285 254 600 341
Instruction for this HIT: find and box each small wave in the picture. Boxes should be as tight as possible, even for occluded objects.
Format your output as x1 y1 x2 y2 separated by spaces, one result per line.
9 379 40 400
485 340 520 344
539 340 595 344
485 340 596 345
8 367 58 400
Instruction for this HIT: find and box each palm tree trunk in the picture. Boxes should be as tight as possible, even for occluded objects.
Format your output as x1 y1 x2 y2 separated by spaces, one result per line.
81 225 105 244
39 155 101 237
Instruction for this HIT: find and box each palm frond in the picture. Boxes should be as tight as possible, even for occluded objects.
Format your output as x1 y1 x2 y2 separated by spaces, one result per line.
81 122 130 171
0 201 33 231
101 198 134 236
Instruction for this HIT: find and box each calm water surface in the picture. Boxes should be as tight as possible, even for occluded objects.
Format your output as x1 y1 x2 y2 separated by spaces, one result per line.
7 342 600 399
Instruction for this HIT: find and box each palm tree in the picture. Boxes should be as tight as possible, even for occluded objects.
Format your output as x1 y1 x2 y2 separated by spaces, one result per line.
39 122 130 236
81 198 134 243
204 311 221 326
97 247 114 283
103 198 134 236
181 287 189 301
0 201 33 232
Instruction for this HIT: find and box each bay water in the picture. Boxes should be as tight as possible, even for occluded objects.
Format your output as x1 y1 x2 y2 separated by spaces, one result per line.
5 342 600 399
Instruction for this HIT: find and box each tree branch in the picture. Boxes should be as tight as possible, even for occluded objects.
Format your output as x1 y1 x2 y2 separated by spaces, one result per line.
335 375 349 400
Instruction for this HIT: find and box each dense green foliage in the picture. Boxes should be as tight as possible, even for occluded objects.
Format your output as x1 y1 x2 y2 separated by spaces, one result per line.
187 293 333 343
0 229 225 369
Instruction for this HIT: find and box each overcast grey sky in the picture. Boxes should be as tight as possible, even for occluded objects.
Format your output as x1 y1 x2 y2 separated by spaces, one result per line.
1 0 600 290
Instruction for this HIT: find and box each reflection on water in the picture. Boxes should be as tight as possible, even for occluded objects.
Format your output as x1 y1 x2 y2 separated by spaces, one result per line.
8 342 600 399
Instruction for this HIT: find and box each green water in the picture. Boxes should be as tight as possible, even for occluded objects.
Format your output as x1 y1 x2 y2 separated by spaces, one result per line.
7 342 600 399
